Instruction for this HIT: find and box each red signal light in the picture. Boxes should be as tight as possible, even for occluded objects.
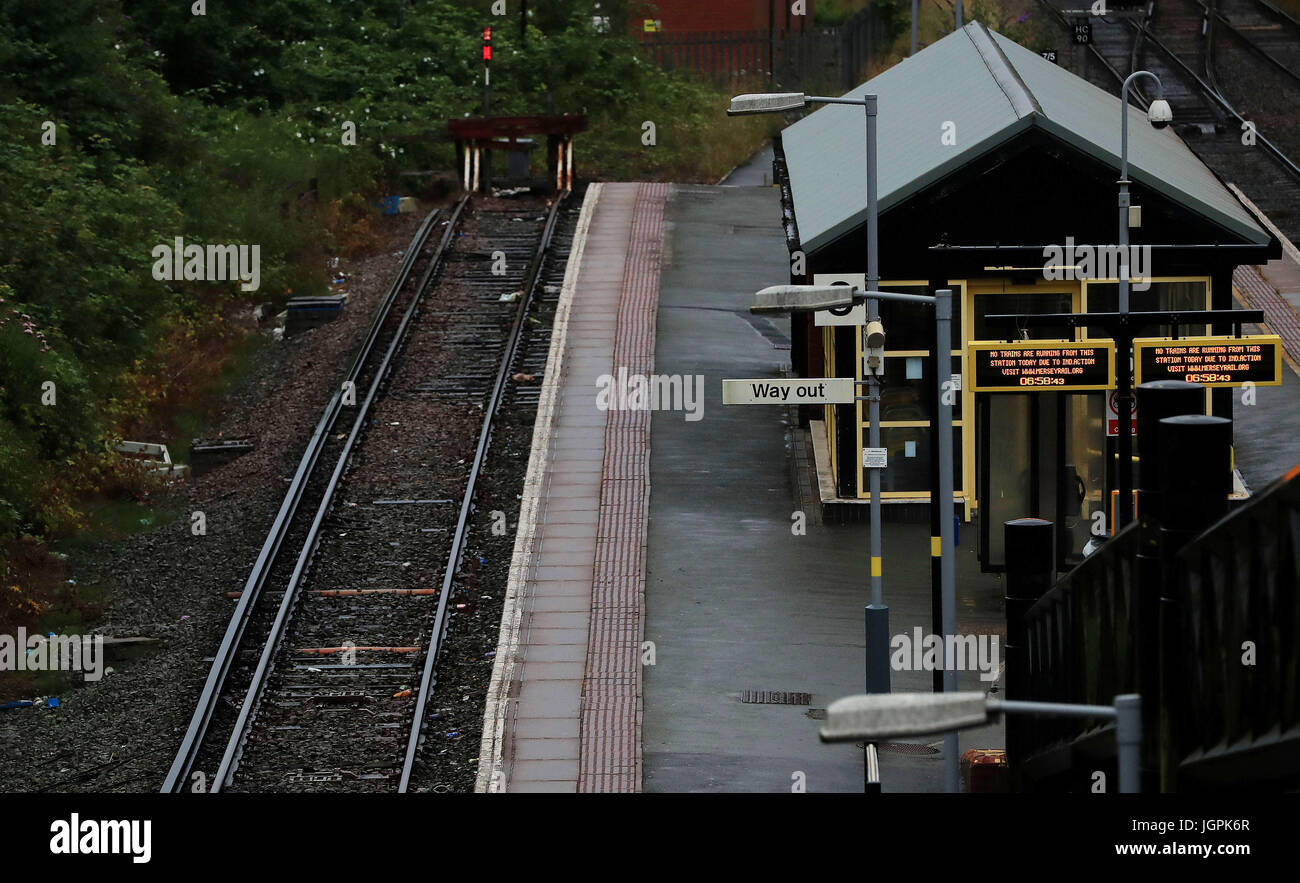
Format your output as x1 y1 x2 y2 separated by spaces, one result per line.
483 26 492 60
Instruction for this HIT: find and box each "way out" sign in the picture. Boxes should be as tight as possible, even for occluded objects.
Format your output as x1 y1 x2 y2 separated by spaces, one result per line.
722 378 856 405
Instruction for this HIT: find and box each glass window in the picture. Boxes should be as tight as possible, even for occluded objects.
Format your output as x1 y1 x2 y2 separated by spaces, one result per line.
875 286 936 350
973 291 1074 341
1085 281 1208 338
878 355 964 421
869 285 963 351
862 426 963 494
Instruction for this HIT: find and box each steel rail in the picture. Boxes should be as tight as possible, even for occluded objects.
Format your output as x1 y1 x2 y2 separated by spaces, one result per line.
161 206 444 793
1191 0 1300 86
398 192 568 792
1036 0 1300 182
1133 4 1300 181
1253 0 1300 27
208 194 472 792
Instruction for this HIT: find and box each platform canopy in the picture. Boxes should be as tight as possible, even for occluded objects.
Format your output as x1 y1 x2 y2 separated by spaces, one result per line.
781 21 1270 253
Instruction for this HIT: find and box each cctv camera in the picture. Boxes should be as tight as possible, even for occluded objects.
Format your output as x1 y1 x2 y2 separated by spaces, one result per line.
1147 99 1173 129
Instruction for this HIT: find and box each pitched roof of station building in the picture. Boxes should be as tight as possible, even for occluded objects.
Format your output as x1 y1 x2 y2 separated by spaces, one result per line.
781 21 1270 253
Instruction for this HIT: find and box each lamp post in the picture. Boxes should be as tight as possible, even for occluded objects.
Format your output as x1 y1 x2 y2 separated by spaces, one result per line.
1114 72 1172 530
820 691 1143 793
730 91 889 696
750 284 959 790
732 92 962 791
912 0 918 55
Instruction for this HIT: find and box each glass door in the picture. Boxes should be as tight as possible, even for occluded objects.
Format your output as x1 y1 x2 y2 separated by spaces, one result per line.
977 391 1103 571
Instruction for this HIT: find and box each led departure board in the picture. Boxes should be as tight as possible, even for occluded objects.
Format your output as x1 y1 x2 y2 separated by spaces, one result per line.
1133 335 1283 387
969 340 1116 392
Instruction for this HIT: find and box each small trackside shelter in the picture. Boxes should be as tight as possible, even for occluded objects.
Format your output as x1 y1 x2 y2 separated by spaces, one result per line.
774 21 1279 569
448 114 587 192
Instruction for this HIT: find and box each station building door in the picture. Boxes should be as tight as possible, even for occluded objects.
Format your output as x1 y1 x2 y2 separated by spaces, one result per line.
976 391 1105 572
967 278 1101 572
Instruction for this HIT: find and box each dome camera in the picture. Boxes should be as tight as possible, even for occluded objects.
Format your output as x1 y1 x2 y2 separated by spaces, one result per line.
1147 99 1173 129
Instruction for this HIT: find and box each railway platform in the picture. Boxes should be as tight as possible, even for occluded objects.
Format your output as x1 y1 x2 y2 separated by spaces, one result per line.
1229 192 1300 489
477 181 1007 793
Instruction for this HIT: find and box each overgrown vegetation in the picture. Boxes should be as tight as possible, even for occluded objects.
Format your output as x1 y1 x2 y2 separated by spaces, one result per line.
0 0 776 628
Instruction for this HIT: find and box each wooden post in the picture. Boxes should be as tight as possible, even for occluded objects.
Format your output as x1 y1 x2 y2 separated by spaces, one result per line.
565 137 574 190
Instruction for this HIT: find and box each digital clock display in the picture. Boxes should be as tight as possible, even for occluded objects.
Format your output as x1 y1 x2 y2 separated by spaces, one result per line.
969 340 1116 392
1134 335 1283 388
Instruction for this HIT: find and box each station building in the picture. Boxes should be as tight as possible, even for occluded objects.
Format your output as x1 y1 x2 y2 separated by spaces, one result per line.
774 21 1279 568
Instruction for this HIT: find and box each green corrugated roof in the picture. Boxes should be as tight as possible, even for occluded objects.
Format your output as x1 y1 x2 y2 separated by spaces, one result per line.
781 21 1269 252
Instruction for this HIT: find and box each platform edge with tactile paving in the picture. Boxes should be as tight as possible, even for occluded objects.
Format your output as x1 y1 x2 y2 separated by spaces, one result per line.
475 182 666 792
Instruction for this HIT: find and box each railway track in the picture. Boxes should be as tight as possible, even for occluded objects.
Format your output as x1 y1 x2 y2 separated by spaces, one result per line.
1038 0 1300 241
1209 0 1300 84
160 189 577 793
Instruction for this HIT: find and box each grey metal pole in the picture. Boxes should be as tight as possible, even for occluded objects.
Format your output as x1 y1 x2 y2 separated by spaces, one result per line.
1115 71 1160 529
956 0 963 28
864 95 889 696
995 697 1143 792
936 289 958 792
1115 694 1142 793
912 0 918 55
866 94 881 600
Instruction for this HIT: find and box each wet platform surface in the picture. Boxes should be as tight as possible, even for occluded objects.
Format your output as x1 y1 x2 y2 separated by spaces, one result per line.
642 185 1005 793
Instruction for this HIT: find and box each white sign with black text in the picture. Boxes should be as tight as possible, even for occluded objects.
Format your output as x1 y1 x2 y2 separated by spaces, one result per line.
722 378 856 405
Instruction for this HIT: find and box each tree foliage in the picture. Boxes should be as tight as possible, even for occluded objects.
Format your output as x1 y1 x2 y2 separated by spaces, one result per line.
0 0 771 596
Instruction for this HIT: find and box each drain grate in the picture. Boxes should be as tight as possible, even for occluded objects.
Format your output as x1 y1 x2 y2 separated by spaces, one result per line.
740 690 812 706
876 741 941 756
805 708 827 720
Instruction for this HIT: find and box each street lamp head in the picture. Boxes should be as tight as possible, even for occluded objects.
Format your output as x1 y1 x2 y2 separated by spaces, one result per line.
728 92 807 116
819 692 991 742
1147 98 1173 130
750 284 855 314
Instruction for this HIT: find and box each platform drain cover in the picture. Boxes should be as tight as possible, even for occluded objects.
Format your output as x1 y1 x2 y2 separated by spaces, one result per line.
877 742 941 756
740 690 812 705
805 708 827 720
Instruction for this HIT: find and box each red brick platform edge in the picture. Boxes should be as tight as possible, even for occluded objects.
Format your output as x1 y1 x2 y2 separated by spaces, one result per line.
578 183 669 793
